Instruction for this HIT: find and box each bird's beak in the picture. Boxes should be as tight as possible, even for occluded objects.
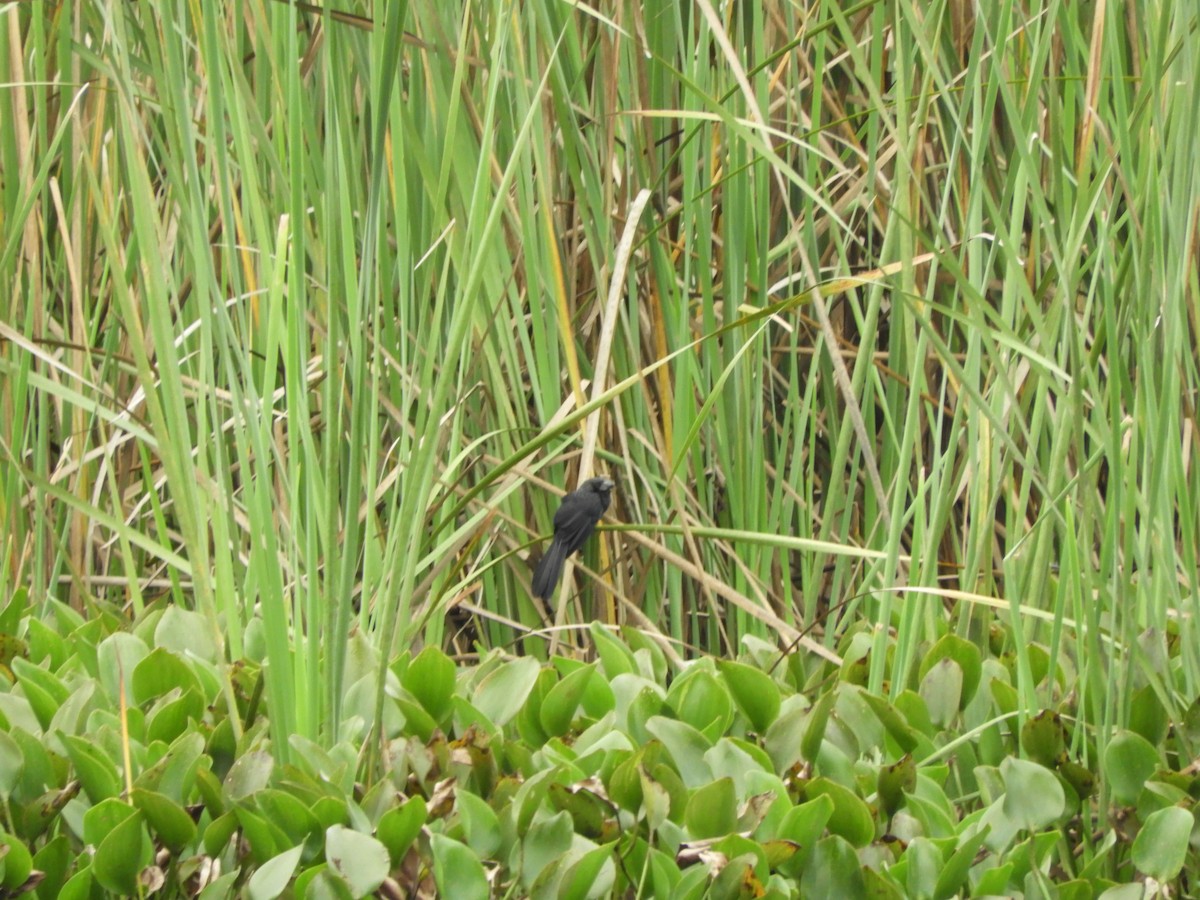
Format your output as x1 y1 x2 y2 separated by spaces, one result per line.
602 478 615 490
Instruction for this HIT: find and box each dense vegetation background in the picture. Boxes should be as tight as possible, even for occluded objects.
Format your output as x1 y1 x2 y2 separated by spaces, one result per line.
2 0 1199 895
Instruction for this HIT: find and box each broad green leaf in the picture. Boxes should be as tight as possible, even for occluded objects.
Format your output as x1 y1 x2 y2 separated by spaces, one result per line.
1131 806 1193 881
131 787 197 851
457 789 501 857
31 833 72 899
256 789 321 846
989 677 1019 716
901 837 942 898
0 731 23 801
234 806 283 863
516 668 557 748
0 830 33 891
1000 757 1064 831
718 660 780 734
919 659 963 727
11 658 69 731
203 810 239 857
763 697 809 773
547 780 609 839
667 668 733 742
877 754 916 819
645 717 713 788
919 634 982 708
247 845 304 900
146 688 205 745
403 646 457 723
778 794 833 851
96 633 149 705
60 734 120 805
395 695 440 742
473 657 540 727
1104 730 1160 806
684 777 736 839
325 825 390 897
606 753 644 814
800 835 866 897
711 851 765 899
641 768 671 832
92 808 148 897
431 834 488 900
378 795 427 865
154 606 216 663
856 690 920 754
804 778 874 847
626 685 664 748
801 690 837 764
933 824 992 900
20 783 78 841
559 841 617 900
521 810 573 888
1006 830 1061 885
1019 710 1066 768
540 663 595 738
224 749 275 800
620 628 667 684
131 647 202 705
1128 684 1168 745
589 623 636 678
59 866 96 900
292 864 353 900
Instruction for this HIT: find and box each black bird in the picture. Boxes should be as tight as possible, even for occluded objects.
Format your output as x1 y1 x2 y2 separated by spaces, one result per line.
532 477 615 600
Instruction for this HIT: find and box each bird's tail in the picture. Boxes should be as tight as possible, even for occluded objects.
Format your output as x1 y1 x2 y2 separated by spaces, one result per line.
532 538 569 600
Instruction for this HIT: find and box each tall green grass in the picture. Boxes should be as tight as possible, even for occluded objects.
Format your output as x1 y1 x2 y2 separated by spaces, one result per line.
2 0 1196 776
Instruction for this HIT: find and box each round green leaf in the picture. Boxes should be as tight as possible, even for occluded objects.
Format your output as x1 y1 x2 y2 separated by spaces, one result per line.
131 787 197 851
1000 757 1064 830
684 777 736 839
96 633 150 705
83 797 138 848
92 808 148 896
1132 806 1193 881
801 835 867 897
430 834 488 900
919 634 982 707
325 825 389 897
403 646 457 723
919 659 963 727
0 831 33 891
377 795 426 865
256 789 322 846
667 669 733 742
1019 710 1066 768
131 647 202 706
804 778 873 847
1103 730 1161 806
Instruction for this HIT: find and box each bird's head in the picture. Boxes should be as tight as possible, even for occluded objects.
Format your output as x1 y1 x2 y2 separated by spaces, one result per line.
583 476 615 494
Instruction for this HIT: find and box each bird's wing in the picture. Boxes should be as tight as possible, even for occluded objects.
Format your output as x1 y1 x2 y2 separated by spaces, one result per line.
552 495 603 554
552 493 602 530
